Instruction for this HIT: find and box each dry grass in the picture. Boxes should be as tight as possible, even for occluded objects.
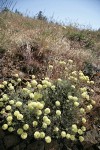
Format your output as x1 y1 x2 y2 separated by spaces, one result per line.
0 11 100 80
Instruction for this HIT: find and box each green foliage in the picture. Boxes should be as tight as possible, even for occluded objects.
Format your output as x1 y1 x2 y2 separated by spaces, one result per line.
1 7 10 12
64 28 95 49
83 62 100 79
36 11 47 21
42 80 79 130
15 9 23 16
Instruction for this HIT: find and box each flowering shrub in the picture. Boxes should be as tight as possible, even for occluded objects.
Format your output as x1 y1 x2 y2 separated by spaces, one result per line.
0 59 95 143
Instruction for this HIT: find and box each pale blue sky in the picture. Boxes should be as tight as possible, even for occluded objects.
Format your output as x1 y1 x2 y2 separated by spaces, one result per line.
9 0 100 29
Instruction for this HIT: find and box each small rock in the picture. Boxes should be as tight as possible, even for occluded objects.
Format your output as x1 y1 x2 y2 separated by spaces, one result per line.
45 140 59 150
27 141 44 150
12 145 20 150
0 140 6 150
19 141 27 150
82 128 100 149
4 134 20 149
0 128 5 139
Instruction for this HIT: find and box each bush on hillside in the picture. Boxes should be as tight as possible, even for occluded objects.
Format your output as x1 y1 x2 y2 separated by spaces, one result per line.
36 11 47 21
64 28 94 49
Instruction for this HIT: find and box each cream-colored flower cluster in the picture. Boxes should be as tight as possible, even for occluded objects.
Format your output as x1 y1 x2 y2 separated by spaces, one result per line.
0 59 96 143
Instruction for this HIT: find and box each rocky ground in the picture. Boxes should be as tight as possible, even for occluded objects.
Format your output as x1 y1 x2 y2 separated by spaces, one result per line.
0 126 100 150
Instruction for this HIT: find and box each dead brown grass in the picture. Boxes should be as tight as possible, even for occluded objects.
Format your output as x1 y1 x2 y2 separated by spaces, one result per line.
0 11 100 80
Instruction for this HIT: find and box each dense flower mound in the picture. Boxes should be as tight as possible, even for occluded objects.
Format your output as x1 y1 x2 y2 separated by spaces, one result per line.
0 59 96 143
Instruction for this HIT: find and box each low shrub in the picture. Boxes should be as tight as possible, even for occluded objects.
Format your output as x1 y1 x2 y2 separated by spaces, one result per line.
64 29 94 49
0 59 96 143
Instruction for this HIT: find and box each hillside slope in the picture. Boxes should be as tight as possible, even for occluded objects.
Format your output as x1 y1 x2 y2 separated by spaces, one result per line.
0 11 100 80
